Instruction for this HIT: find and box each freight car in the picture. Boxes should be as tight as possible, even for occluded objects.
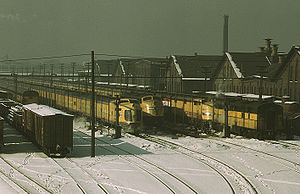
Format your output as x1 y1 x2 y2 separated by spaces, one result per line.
274 100 300 137
22 104 73 156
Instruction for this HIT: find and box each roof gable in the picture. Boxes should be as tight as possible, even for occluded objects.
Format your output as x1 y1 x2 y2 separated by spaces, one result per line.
173 55 223 78
225 52 270 78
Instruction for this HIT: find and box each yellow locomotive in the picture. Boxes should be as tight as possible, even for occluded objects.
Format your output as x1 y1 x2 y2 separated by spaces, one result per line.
139 95 164 125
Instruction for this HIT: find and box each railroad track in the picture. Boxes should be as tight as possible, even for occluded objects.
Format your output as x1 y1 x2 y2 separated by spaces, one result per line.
74 130 199 194
209 138 300 174
137 134 259 194
0 155 51 193
51 157 109 194
267 140 300 149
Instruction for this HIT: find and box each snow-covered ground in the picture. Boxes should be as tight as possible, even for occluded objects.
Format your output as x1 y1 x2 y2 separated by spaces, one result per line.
0 116 299 194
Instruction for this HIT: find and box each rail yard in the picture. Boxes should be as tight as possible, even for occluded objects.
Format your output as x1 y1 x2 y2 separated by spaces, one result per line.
0 70 299 193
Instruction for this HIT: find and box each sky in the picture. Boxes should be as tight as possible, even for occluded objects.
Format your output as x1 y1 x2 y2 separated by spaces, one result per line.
1 0 300 60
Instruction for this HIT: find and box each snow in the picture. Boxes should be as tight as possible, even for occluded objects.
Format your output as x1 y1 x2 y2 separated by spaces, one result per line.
182 78 211 81
1 118 300 193
225 52 244 78
171 56 183 76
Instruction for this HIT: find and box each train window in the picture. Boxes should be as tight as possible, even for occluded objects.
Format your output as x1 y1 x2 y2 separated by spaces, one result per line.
120 100 129 104
193 101 200 105
129 99 139 104
124 110 132 121
143 97 152 101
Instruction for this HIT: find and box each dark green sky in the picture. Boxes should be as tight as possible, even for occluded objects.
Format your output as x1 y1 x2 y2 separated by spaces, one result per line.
1 0 299 59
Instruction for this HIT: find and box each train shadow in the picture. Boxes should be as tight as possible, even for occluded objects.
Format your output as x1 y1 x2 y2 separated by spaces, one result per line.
68 131 152 158
1 123 152 158
1 123 42 154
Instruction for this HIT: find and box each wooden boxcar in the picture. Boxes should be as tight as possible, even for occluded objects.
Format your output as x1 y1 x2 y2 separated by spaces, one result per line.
22 104 73 156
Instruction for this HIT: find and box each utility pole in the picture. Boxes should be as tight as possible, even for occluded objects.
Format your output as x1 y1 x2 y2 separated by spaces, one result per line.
61 63 64 82
14 73 18 101
257 65 267 102
91 51 95 157
115 95 121 138
72 62 75 83
202 67 211 92
51 64 54 106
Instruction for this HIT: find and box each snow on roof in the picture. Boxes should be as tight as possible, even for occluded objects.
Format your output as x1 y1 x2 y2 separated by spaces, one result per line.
225 52 244 78
252 75 268 79
171 55 182 76
274 100 299 105
182 78 211 81
120 61 125 74
206 91 273 99
242 94 273 99
23 103 73 117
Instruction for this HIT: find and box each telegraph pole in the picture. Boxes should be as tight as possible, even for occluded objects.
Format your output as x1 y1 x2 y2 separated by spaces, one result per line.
91 51 95 157
257 65 267 102
72 62 75 83
115 95 121 138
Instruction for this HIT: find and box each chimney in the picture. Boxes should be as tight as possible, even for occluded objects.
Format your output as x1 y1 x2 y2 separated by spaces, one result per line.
271 44 278 56
265 38 272 56
271 44 279 63
278 55 285 64
223 15 229 53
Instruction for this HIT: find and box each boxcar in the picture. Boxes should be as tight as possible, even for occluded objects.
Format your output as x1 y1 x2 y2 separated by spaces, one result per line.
22 104 73 156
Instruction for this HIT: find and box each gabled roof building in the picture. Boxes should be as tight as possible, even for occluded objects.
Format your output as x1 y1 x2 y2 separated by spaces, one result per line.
167 54 223 93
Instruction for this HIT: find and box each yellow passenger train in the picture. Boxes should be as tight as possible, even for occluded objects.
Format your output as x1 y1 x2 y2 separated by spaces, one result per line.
163 92 283 139
24 86 142 129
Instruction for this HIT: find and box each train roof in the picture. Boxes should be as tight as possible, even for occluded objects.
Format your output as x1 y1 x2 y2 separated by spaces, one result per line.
23 103 73 117
206 91 274 101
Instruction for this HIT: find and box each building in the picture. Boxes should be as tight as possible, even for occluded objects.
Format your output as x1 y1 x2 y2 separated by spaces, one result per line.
113 58 169 90
273 46 300 102
167 54 223 93
212 39 300 101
